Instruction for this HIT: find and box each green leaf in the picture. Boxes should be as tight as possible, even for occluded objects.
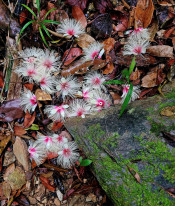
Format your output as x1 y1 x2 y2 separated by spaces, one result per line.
36 0 40 16
41 24 52 39
42 19 60 24
104 80 125 85
129 56 136 75
122 69 130 84
79 159 92 167
17 20 35 43
119 83 133 117
25 124 39 131
39 27 49 48
44 8 57 20
22 4 37 19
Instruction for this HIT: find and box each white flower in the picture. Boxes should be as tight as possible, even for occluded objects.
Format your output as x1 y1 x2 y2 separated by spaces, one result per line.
15 63 38 82
57 142 80 168
28 140 46 165
18 47 44 64
55 76 80 100
52 134 68 148
37 134 58 152
84 71 107 91
37 49 60 73
56 18 84 38
83 41 104 61
44 104 69 121
123 37 149 56
77 86 93 100
89 90 111 112
120 84 140 104
68 99 91 118
20 90 37 113
129 28 150 41
33 72 55 94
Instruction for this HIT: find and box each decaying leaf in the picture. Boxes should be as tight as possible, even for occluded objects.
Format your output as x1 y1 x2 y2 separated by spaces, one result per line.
2 181 11 200
7 166 26 190
127 165 141 183
0 134 11 156
35 89 52 101
3 163 15 181
135 0 154 28
13 137 30 171
160 106 175 117
77 33 95 48
103 62 114 74
147 45 174 58
24 111 36 129
66 0 88 11
72 6 87 28
0 99 24 122
141 64 165 88
39 176 55 192
103 38 115 55
14 125 27 136
63 48 82 66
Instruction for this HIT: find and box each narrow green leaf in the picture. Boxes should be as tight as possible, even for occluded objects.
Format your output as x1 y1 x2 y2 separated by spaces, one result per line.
41 24 52 39
129 56 136 75
79 156 83 163
44 8 57 20
36 0 40 16
25 124 39 131
17 20 35 43
79 159 92 166
119 83 133 117
39 27 49 48
22 4 37 19
42 19 60 24
104 80 125 85
122 69 130 84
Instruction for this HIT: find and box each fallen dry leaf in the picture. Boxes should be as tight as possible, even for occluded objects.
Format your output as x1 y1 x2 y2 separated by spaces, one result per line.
2 181 11 200
14 126 27 136
103 62 114 74
7 166 26 190
135 0 154 28
3 163 15 181
127 166 141 183
35 89 52 101
160 106 175 117
66 0 88 11
24 111 36 129
0 134 11 156
147 45 174 58
63 48 82 66
141 64 165 87
103 38 115 55
39 176 55 192
77 33 95 48
13 136 30 171
72 6 87 28
0 99 24 122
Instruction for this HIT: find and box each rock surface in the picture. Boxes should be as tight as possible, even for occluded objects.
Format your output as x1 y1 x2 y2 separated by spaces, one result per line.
65 80 175 205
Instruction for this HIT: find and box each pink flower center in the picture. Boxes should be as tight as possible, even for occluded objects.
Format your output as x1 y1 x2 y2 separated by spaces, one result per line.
123 86 130 95
83 91 89 99
77 109 84 116
133 46 142 55
92 77 101 85
63 148 71 157
40 77 46 85
29 147 36 156
91 51 99 59
57 136 63 143
30 96 37 105
27 57 35 63
55 106 64 113
43 59 52 69
97 99 105 108
27 69 36 76
61 82 70 90
67 29 75 36
44 136 52 143
134 27 143 34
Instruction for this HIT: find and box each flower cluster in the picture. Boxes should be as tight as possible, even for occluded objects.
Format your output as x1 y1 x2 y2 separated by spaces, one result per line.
16 48 60 94
28 133 79 168
123 27 150 56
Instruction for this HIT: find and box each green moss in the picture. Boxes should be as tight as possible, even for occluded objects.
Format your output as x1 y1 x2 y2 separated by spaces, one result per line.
79 124 175 206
